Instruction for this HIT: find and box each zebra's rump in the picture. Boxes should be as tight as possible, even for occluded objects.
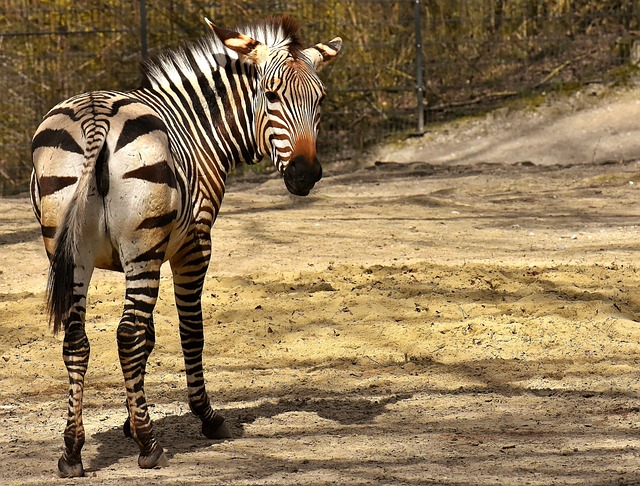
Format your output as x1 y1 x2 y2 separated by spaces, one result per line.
31 90 188 271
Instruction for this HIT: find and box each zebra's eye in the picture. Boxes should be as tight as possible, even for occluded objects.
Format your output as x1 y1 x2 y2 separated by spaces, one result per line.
265 91 279 103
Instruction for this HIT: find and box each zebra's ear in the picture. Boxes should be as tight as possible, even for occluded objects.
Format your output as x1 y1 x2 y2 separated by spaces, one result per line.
205 18 270 66
302 37 343 71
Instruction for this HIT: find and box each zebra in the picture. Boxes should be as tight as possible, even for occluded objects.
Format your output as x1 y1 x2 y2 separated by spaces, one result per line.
30 16 341 477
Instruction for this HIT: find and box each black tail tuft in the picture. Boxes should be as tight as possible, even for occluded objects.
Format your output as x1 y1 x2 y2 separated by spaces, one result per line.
47 224 75 335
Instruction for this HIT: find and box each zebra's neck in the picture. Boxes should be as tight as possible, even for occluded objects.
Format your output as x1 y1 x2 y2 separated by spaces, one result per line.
136 47 263 203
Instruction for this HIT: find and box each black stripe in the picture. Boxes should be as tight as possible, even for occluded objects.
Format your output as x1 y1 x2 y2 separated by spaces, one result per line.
174 278 208 292
39 176 78 198
137 210 177 230
180 254 210 268
211 67 242 163
123 161 177 188
178 268 209 278
229 61 257 163
115 114 167 152
40 225 56 239
43 107 81 122
126 287 159 298
176 302 201 314
32 129 83 155
129 270 161 281
110 97 140 116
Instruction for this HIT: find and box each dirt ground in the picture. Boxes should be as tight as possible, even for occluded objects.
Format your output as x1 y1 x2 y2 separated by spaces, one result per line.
3 85 640 485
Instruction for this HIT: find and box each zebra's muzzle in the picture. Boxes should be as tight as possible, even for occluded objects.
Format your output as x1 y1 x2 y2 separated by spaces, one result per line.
283 154 322 196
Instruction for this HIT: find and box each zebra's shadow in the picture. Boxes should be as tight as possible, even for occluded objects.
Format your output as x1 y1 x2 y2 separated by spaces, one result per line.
89 394 408 472
88 410 214 472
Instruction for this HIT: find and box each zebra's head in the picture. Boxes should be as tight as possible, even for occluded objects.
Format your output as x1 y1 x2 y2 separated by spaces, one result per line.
208 18 342 196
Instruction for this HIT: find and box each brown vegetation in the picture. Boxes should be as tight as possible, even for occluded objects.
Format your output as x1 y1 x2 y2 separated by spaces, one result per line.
1 0 638 195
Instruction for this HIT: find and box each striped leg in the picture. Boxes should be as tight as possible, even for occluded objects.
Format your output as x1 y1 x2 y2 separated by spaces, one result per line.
117 267 167 469
171 235 231 439
122 316 155 439
58 267 93 478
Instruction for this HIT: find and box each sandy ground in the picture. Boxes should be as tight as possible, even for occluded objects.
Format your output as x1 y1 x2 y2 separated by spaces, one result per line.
3 85 640 485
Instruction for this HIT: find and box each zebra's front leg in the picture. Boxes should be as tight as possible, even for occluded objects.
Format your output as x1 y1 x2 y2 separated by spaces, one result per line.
117 275 167 469
179 311 231 439
172 243 231 440
58 319 90 478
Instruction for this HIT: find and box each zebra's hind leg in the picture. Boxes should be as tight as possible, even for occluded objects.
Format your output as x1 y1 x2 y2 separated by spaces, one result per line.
58 273 93 478
117 268 167 469
122 316 156 439
171 237 232 440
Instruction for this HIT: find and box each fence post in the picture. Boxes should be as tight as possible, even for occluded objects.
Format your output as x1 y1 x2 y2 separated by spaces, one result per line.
140 0 148 59
413 0 425 135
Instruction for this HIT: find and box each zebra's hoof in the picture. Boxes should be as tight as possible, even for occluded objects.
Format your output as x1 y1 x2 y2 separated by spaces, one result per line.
123 418 132 438
58 456 84 478
202 417 232 439
138 447 168 469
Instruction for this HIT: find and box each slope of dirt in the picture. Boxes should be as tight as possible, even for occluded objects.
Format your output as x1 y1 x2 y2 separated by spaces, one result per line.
2 85 640 485
377 83 640 168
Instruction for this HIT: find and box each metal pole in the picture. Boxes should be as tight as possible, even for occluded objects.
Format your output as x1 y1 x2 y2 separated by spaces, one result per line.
140 0 148 60
414 0 425 134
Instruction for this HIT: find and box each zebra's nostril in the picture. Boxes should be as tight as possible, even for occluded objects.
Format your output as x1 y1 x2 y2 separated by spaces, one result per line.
286 155 307 181
288 158 300 178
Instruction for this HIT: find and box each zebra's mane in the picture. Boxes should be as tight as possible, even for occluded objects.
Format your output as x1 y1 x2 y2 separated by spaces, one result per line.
141 16 303 88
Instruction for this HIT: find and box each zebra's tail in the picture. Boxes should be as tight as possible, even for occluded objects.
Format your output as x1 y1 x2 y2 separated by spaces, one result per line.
47 118 109 335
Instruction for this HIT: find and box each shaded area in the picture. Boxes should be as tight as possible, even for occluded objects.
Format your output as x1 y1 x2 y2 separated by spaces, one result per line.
3 150 640 484
0 227 41 245
71 356 640 484
89 394 409 472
